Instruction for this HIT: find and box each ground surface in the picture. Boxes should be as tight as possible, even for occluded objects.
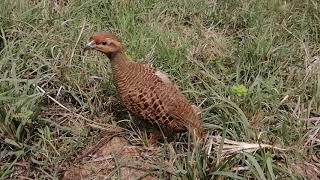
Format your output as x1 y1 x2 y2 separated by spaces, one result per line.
1 0 320 179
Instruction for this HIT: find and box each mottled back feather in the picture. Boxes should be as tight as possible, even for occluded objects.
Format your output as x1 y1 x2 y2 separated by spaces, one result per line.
111 54 204 139
85 32 204 140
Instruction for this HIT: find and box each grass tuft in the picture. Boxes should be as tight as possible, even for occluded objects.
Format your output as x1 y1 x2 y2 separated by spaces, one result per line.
1 0 319 179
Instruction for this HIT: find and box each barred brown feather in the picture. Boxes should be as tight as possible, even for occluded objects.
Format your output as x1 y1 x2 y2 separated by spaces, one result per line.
85 32 204 140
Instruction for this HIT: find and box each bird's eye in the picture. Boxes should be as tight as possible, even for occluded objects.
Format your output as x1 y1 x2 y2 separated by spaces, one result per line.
102 41 107 45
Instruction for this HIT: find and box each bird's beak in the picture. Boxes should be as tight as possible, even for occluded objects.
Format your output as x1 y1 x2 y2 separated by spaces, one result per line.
83 40 96 51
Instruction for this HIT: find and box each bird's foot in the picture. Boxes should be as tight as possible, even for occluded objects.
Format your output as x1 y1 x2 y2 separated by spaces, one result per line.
145 131 164 146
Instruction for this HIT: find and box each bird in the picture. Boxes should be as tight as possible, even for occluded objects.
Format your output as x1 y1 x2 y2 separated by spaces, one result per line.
84 32 204 142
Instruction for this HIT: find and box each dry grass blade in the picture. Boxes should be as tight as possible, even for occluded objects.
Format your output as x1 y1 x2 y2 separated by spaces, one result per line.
69 19 86 65
207 135 287 157
35 85 124 133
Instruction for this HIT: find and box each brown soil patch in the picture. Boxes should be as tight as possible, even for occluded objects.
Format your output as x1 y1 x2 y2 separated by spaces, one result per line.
289 155 320 180
39 101 168 179
61 135 168 180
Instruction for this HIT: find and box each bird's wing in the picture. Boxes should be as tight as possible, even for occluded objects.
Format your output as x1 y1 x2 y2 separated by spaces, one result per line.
141 63 197 121
142 64 174 85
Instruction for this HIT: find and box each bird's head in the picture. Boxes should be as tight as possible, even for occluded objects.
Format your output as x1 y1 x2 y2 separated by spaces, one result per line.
84 32 123 58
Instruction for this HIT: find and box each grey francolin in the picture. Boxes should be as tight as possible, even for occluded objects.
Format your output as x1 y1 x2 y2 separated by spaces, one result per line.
84 32 204 141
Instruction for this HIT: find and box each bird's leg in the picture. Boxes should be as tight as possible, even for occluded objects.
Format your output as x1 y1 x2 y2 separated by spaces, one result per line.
145 127 176 146
146 131 164 146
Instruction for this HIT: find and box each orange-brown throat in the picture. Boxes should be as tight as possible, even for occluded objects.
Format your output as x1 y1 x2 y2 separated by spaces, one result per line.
109 51 125 61
109 51 128 70
107 51 119 59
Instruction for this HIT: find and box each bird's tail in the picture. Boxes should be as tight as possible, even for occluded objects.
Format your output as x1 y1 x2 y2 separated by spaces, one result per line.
190 105 205 142
192 125 205 143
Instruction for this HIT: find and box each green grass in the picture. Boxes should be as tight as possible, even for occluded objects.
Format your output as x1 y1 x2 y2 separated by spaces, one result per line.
1 0 319 179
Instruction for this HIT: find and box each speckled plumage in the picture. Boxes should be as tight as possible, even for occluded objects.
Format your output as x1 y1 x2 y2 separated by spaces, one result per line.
85 32 204 140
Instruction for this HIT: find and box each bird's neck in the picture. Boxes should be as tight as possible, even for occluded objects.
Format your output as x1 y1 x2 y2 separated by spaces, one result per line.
109 51 131 82
109 51 127 67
